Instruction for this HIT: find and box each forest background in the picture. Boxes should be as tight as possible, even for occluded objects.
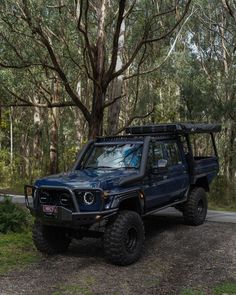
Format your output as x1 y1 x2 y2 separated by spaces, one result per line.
0 0 235 210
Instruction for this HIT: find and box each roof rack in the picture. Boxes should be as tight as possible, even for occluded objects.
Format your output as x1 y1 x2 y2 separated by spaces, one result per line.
125 123 221 135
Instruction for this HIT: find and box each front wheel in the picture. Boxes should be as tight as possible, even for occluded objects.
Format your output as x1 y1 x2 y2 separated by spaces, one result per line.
32 221 71 255
183 187 208 226
103 211 145 266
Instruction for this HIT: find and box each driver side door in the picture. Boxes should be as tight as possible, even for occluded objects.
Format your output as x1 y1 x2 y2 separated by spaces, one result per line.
143 140 189 211
143 141 170 210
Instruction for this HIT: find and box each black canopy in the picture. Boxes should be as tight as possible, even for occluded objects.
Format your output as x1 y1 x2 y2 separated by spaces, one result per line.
125 123 221 135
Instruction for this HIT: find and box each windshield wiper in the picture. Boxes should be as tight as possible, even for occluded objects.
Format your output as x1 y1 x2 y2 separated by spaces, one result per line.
119 166 139 170
84 165 114 169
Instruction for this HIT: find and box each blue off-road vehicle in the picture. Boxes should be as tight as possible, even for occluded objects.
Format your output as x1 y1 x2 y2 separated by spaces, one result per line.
25 123 221 265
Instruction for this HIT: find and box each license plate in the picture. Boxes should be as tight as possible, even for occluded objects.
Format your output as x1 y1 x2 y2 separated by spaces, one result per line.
43 205 58 214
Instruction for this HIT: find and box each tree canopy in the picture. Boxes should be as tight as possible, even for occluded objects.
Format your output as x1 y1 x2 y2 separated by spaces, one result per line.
0 0 235 207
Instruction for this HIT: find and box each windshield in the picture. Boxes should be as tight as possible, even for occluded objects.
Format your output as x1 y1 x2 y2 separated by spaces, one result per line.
82 143 143 169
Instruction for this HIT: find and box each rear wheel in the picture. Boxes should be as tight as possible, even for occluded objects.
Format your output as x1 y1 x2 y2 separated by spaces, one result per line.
103 210 145 266
32 221 71 255
183 187 208 226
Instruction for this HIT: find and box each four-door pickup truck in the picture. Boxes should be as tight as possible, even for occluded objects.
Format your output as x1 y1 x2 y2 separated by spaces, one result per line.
25 123 221 265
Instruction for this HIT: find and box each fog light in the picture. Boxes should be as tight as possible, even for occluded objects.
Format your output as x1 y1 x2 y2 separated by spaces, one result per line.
60 193 70 206
83 192 95 205
40 191 49 204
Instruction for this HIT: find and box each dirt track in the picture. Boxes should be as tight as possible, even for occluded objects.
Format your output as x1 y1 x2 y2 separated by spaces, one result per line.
0 215 235 295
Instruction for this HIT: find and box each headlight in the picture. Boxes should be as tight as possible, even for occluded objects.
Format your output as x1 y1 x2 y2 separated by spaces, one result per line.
83 192 95 205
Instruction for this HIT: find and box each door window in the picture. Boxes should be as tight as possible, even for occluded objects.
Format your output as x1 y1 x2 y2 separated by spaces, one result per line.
148 142 164 169
164 142 182 166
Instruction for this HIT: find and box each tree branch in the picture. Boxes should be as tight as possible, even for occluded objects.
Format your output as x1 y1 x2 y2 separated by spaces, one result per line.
103 94 126 109
76 0 96 75
17 0 91 122
222 0 235 20
124 6 196 80
109 0 192 81
105 0 126 81
115 108 154 135
0 102 76 108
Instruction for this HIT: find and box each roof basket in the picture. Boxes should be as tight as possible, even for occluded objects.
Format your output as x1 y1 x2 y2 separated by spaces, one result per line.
125 123 221 135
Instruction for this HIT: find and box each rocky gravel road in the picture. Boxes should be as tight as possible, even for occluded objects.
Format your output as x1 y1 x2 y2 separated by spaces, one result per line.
0 214 236 295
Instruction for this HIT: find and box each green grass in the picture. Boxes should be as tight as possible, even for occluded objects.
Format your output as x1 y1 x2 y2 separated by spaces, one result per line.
0 182 25 195
143 278 159 287
51 284 94 295
51 276 96 295
179 282 236 295
208 201 236 212
180 288 205 295
0 230 40 274
213 282 236 295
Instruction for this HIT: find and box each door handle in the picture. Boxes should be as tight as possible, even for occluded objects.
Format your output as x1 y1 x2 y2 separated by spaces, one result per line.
163 175 168 180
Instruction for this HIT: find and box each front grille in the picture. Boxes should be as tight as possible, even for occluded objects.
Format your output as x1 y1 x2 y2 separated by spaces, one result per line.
38 188 75 211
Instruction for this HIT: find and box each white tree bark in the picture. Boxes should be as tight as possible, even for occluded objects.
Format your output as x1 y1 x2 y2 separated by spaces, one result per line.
9 107 13 166
107 18 125 135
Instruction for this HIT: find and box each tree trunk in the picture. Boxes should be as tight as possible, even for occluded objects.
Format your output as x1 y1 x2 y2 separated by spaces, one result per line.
9 107 13 167
228 121 236 181
33 98 43 161
75 80 87 146
89 84 106 138
49 108 59 174
88 0 107 139
48 80 60 174
107 19 125 135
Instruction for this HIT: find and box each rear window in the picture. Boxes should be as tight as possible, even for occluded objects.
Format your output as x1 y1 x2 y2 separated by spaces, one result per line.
164 142 182 166
190 133 215 157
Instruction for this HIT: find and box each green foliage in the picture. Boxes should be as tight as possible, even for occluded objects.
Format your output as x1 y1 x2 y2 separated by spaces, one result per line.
0 230 39 274
0 0 235 211
209 176 236 211
0 196 31 233
0 149 11 184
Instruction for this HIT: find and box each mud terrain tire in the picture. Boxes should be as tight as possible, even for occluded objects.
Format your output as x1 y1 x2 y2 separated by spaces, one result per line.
183 187 208 226
104 210 145 266
33 222 71 255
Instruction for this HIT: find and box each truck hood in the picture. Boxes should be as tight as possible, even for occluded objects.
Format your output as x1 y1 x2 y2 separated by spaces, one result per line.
35 169 138 191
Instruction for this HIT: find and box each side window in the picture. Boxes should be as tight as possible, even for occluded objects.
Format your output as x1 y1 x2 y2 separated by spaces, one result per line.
153 143 164 163
164 142 182 166
148 142 164 168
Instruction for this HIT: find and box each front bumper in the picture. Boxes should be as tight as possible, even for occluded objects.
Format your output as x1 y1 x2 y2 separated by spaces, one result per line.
25 185 117 227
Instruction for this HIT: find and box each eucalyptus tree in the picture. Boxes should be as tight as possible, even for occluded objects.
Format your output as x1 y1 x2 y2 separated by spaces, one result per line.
0 0 192 138
186 0 236 180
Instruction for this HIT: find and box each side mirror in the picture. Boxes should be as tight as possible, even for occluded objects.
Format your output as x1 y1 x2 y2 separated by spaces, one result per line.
157 159 168 169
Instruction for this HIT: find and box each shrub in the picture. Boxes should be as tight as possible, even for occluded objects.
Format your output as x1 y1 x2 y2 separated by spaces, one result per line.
0 196 30 233
209 175 236 210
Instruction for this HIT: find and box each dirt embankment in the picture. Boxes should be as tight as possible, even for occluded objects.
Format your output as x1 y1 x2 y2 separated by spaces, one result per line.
0 215 235 295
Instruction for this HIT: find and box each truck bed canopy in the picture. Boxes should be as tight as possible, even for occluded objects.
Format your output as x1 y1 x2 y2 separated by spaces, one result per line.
125 123 221 135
